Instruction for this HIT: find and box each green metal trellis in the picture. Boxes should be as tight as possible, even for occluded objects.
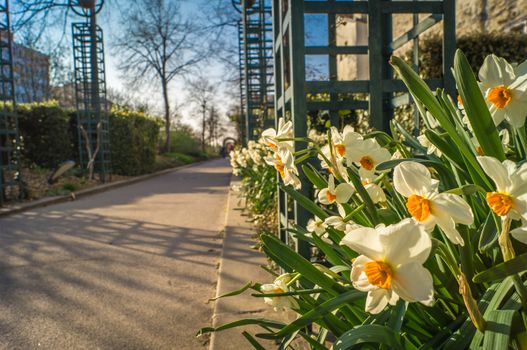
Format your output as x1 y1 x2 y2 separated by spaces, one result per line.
272 0 456 257
0 0 22 206
235 0 275 144
71 1 111 181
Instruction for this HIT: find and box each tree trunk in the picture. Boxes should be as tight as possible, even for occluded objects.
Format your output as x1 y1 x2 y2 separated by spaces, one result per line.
162 78 171 153
201 102 206 153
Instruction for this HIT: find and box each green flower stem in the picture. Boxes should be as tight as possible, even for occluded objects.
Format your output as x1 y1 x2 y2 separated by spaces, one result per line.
498 217 527 310
343 204 365 222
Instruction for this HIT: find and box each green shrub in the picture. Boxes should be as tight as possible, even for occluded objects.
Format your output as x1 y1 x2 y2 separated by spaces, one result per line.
411 31 527 78
168 125 203 157
17 101 76 168
109 107 161 176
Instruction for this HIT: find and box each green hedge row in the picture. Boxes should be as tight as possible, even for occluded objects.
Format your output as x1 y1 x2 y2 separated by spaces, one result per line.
16 101 161 176
410 31 527 78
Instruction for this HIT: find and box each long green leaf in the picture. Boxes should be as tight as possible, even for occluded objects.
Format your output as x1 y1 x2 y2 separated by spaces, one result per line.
302 164 327 190
473 252 527 283
261 234 345 295
242 331 267 350
333 324 404 350
453 49 505 161
478 212 498 253
256 290 363 339
280 183 329 220
481 310 517 349
196 318 285 336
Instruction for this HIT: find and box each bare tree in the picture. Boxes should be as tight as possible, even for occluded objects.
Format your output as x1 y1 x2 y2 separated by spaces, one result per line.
114 0 204 153
186 75 216 153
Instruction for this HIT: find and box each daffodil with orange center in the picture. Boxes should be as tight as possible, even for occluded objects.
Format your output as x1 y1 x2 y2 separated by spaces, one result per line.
477 156 527 221
261 117 294 152
317 175 354 205
264 148 301 189
346 137 391 178
478 54 527 127
393 161 474 246
260 274 299 311
341 219 434 314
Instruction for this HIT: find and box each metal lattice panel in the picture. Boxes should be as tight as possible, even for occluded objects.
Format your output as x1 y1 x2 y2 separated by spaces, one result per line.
0 0 21 205
237 0 275 143
272 0 456 257
72 21 111 180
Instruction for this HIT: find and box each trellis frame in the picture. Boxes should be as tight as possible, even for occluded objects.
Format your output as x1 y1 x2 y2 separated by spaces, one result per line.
0 0 22 205
238 0 275 144
72 20 111 181
272 0 456 257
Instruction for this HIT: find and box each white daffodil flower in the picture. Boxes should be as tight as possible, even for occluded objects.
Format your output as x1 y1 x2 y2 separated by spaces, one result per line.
417 134 442 157
307 217 327 236
346 137 391 178
318 175 354 205
324 204 348 231
261 117 294 151
341 218 434 314
478 54 527 127
330 125 362 160
477 156 527 221
393 161 474 246
362 176 386 204
260 274 299 311
264 148 301 189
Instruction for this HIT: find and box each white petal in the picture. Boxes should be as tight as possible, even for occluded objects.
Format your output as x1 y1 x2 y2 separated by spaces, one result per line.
380 218 432 266
318 188 332 205
371 147 392 169
505 98 527 127
335 183 354 203
477 156 511 192
351 255 376 292
328 174 336 191
511 225 527 245
393 161 432 197
432 193 474 225
340 226 384 261
479 54 515 88
365 289 390 314
392 262 434 306
433 207 465 246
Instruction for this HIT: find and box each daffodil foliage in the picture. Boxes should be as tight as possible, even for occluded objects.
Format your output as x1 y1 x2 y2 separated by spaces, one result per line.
201 50 527 349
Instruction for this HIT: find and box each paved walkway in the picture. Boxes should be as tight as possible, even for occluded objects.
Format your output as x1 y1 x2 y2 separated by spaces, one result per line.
0 159 232 350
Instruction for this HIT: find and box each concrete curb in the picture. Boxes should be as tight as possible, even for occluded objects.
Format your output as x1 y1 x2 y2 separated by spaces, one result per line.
208 176 277 350
0 160 207 218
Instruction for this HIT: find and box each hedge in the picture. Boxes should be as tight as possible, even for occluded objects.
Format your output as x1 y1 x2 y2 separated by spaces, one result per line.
17 101 76 168
15 102 161 176
109 108 161 176
410 31 527 78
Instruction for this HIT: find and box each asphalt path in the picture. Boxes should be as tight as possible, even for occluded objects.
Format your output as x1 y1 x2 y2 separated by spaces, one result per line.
0 159 232 350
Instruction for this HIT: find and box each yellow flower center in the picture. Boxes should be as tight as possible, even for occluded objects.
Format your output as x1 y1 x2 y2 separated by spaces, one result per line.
335 144 346 157
270 287 285 294
267 142 277 151
406 194 431 222
364 261 393 289
486 192 513 216
457 94 463 106
274 155 285 178
476 146 484 156
359 156 375 171
487 85 512 109
326 190 337 203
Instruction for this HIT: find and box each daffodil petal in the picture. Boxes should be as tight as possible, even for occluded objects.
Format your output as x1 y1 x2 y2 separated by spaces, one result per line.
511 225 527 245
477 156 512 192
432 193 474 225
392 262 434 306
318 188 331 205
393 161 432 197
365 289 390 314
341 226 384 261
335 183 354 203
380 218 432 266
433 208 465 246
